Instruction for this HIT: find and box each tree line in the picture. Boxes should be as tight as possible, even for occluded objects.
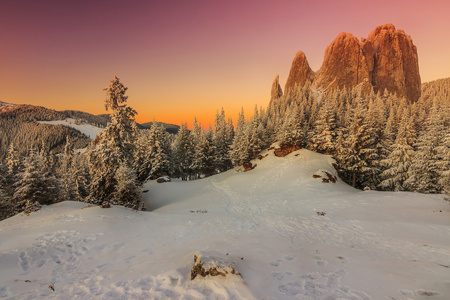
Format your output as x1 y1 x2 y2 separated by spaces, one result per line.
1 76 449 220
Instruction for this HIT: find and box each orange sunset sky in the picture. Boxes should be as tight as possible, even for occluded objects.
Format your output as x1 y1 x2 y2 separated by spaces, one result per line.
1 0 450 128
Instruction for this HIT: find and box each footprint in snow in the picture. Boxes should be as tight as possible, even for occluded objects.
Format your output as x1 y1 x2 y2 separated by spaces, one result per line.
270 259 283 267
313 250 328 266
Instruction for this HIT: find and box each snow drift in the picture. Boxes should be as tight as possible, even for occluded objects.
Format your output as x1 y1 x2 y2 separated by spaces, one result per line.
0 148 449 299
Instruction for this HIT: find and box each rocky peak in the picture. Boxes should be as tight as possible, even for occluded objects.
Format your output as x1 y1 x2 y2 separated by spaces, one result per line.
314 32 371 93
273 24 421 103
270 74 283 102
284 51 315 94
366 24 421 103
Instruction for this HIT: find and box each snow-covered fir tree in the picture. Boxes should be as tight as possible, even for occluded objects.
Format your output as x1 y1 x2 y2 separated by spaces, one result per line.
436 130 450 195
112 163 142 209
230 108 249 166
88 76 140 206
13 148 61 213
60 136 76 200
334 97 376 188
277 102 303 147
309 99 336 153
378 112 416 191
191 126 216 177
405 101 444 193
214 109 233 172
172 121 194 180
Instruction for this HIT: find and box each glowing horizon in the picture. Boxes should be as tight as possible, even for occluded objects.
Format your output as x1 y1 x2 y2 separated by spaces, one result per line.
1 0 450 128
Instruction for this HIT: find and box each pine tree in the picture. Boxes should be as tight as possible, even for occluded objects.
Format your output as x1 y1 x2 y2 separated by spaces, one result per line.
71 153 90 201
112 164 141 209
149 124 172 179
0 163 13 220
88 76 140 205
61 136 76 200
172 121 194 180
335 98 376 188
378 113 415 191
436 131 450 195
230 108 248 166
191 128 216 177
13 148 61 213
405 101 444 193
134 130 152 184
278 102 303 147
214 109 233 172
309 99 336 154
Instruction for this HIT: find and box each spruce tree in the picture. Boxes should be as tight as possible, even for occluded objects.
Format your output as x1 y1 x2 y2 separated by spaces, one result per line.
172 121 194 180
214 109 233 172
88 76 140 205
13 148 61 213
405 101 444 193
230 108 248 166
309 99 336 154
378 113 415 191
112 164 141 209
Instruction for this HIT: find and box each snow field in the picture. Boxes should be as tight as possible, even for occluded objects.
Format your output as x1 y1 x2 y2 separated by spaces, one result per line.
37 118 102 139
0 149 449 299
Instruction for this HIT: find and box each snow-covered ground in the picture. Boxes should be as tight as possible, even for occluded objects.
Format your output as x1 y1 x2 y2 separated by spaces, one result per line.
38 118 102 139
0 149 449 299
0 101 15 108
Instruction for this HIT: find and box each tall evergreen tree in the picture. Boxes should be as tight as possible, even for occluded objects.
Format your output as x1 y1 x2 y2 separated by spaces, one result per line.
309 99 336 154
278 102 303 147
172 121 194 180
405 101 444 193
230 108 248 166
112 163 141 209
378 113 415 191
214 109 233 172
13 148 61 213
88 76 140 206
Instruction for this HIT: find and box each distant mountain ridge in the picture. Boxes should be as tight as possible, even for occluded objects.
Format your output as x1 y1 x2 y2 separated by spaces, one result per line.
0 102 180 161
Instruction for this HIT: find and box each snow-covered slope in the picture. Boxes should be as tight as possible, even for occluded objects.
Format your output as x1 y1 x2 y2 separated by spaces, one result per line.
0 101 15 108
38 118 102 139
0 149 449 299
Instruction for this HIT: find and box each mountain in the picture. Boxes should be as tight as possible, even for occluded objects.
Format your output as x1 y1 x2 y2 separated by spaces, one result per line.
1 148 448 299
0 104 91 160
277 24 421 102
0 103 179 161
0 101 16 109
138 122 180 134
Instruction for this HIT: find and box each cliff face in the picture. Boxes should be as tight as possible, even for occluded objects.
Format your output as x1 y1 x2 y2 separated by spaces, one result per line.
314 32 371 92
284 51 315 94
366 24 421 103
270 75 283 101
278 24 421 102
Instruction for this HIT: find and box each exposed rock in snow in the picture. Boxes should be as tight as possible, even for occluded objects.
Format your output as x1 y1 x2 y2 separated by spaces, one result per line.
313 169 338 183
191 252 241 280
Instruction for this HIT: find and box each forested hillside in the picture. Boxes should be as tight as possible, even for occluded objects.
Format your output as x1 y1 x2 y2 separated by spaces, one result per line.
0 105 90 161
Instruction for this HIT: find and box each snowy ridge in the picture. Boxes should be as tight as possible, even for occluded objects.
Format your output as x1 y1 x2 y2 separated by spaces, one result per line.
38 118 102 139
0 101 16 108
0 149 449 299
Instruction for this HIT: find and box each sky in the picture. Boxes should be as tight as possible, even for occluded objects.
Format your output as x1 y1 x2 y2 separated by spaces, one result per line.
1 0 450 127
